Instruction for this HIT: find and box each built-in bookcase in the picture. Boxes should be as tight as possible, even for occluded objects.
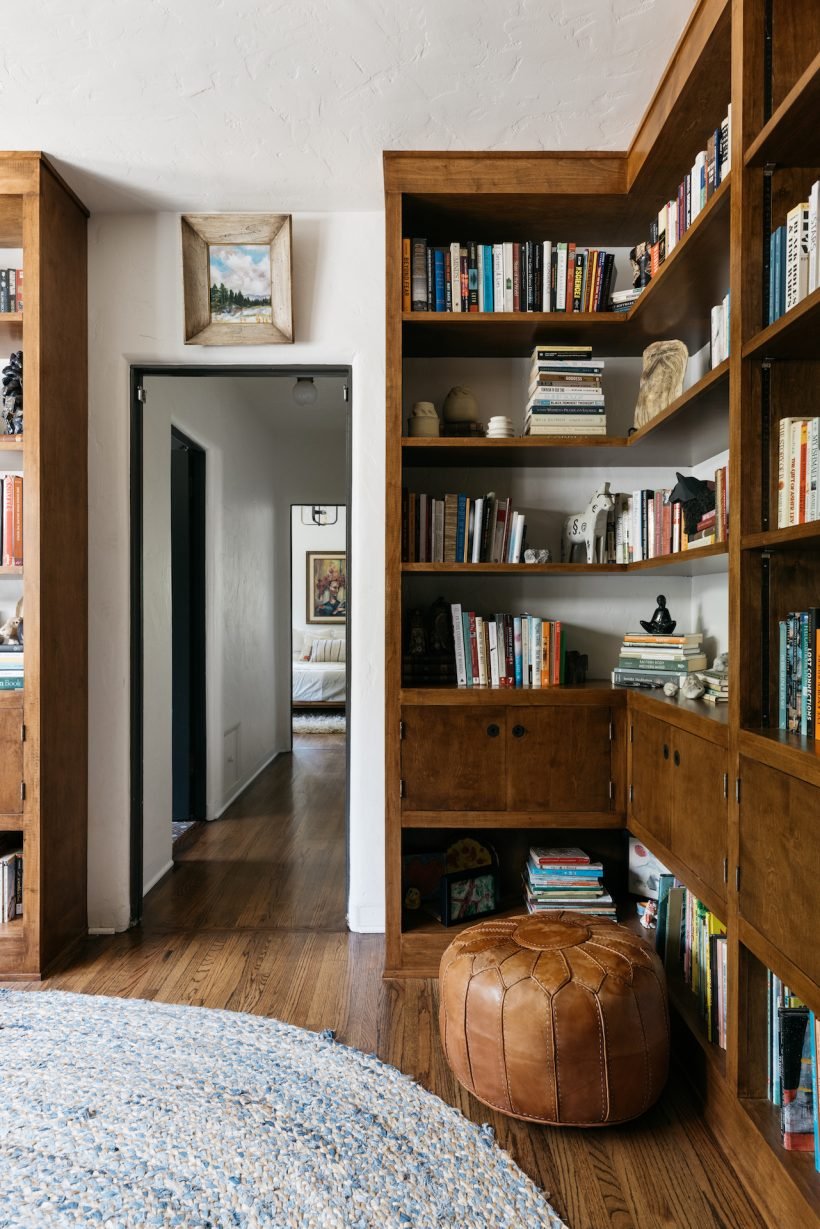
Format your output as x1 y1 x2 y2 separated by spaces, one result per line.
385 0 818 1221
0 154 88 978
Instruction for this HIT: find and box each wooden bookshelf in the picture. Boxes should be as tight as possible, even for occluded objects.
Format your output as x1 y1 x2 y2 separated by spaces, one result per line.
0 566 23 577
384 0 820 1220
0 153 88 978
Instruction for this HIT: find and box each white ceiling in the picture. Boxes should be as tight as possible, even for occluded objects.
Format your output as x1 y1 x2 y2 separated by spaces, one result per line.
3 0 695 213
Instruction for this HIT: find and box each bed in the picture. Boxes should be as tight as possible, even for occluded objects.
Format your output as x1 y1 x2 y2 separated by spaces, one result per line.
292 628 346 709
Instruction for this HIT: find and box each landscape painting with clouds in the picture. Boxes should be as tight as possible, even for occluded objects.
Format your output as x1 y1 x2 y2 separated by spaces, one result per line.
209 244 272 323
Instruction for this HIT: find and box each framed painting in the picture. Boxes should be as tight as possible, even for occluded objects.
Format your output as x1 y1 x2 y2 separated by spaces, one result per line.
307 552 346 624
181 213 293 345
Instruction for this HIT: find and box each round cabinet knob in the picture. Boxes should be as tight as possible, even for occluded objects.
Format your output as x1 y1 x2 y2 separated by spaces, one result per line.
486 723 500 738
663 744 669 760
674 750 681 767
512 724 527 738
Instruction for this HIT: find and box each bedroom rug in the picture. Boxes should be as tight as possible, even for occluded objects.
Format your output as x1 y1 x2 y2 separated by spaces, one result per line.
0 990 568 1229
293 711 346 733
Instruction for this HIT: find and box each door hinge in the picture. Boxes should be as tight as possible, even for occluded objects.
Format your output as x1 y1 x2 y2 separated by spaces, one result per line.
608 720 614 741
629 783 634 803
735 865 741 892
723 857 728 884
399 720 405 740
399 779 405 799
735 777 741 804
20 781 25 802
342 384 350 402
136 385 146 404
608 780 614 801
20 723 25 743
629 723 634 744
723 772 728 801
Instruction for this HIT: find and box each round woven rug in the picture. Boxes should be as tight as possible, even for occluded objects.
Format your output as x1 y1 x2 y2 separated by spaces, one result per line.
0 990 568 1229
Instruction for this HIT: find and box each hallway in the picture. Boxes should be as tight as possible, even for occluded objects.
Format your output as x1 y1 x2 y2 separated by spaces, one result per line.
8 740 763 1229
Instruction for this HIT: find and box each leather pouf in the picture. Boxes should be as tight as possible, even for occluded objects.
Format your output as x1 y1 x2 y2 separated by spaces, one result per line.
439 911 669 1126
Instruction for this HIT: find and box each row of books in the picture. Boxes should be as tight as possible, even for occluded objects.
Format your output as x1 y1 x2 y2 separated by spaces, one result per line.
778 609 819 739
767 974 820 1162
402 492 526 564
0 644 23 692
450 604 565 688
524 346 607 437
638 108 731 280
612 631 705 689
1 474 23 566
0 847 22 921
606 468 728 563
404 239 618 314
655 877 728 1050
710 292 730 368
0 269 23 314
777 417 819 527
524 847 615 918
767 181 820 326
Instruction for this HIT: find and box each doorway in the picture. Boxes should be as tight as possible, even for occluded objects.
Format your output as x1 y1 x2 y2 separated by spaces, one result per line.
291 504 348 743
170 427 206 841
130 366 352 926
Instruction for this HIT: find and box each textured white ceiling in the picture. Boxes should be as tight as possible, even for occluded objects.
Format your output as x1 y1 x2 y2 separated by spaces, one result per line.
3 0 694 212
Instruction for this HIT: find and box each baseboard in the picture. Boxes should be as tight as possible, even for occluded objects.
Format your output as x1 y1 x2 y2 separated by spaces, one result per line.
215 750 280 819
142 859 174 897
348 904 385 933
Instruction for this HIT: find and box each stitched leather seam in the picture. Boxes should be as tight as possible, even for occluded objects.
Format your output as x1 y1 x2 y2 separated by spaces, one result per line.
460 954 478 1093
594 995 609 1122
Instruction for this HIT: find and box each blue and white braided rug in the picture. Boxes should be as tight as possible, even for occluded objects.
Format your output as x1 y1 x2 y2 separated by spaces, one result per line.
0 989 568 1229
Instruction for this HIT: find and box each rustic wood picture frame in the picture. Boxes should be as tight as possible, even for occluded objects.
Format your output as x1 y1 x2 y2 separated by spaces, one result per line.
181 213 293 345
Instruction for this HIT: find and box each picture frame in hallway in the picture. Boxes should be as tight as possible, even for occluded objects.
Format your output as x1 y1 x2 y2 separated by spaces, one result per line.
181 213 293 345
307 552 346 624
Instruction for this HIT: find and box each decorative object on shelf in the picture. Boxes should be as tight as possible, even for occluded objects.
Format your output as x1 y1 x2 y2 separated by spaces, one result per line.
632 340 688 431
524 547 551 564
680 674 706 700
628 838 670 899
640 899 658 929
439 864 499 926
429 596 454 657
181 213 293 345
561 483 614 564
629 241 652 288
446 837 493 871
640 595 677 636
439 914 669 1124
0 596 23 645
404 886 421 911
407 401 440 438
402 851 446 912
441 421 486 438
442 386 478 424
670 473 716 536
407 608 427 656
713 651 729 672
306 552 346 624
403 600 457 685
663 681 679 697
1 351 22 436
564 650 588 685
487 415 513 438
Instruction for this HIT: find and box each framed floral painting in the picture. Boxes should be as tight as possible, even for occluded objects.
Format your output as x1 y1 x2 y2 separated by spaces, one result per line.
307 552 347 624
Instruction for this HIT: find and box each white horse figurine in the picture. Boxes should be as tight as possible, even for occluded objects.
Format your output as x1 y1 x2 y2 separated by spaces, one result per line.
562 483 614 563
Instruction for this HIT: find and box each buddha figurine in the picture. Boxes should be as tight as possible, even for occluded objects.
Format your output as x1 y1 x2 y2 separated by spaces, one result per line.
640 594 677 636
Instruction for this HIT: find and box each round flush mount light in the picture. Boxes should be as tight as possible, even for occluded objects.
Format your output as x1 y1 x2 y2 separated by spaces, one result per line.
292 376 318 407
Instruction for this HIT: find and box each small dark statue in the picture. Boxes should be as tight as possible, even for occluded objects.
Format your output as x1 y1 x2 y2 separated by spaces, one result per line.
564 650 588 685
640 594 677 636
1 351 22 436
670 471 715 536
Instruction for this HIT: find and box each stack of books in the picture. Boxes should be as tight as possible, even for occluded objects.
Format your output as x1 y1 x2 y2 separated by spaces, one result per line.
524 847 615 917
766 973 820 1162
612 631 706 689
778 417 819 527
524 345 606 438
0 846 22 921
778 608 819 738
609 288 642 313
0 644 23 692
767 180 820 326
402 492 526 564
701 668 728 705
0 268 23 313
450 606 565 688
655 875 728 1051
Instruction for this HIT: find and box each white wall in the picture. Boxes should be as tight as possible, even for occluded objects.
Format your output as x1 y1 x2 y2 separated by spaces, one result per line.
88 212 385 933
141 379 280 893
291 507 348 649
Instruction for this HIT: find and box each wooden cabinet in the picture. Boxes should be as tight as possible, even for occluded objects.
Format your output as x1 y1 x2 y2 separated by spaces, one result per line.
401 701 615 818
738 756 820 988
630 710 728 902
0 705 23 816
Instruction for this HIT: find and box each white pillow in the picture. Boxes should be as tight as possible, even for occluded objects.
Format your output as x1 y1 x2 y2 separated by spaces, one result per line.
300 628 345 660
310 638 346 663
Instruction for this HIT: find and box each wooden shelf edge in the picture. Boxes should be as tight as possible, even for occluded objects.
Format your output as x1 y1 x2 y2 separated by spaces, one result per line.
626 817 728 921
0 313 22 325
0 689 23 707
401 809 625 829
738 728 820 789
0 567 23 577
402 309 628 326
625 360 729 448
742 287 820 359
739 1099 820 1214
0 436 23 450
737 918 820 1018
399 683 627 705
744 50 820 167
742 522 820 550
628 687 730 742
402 543 727 575
627 542 728 570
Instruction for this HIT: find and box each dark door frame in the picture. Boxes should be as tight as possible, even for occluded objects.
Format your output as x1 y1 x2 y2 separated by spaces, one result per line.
130 364 353 926
170 425 207 823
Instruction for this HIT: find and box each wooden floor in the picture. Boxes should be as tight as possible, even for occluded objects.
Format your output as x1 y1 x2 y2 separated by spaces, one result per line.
7 732 764 1229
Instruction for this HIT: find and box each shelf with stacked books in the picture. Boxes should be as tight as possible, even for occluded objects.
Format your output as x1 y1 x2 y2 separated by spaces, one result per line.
745 50 820 168
742 286 820 360
401 543 728 576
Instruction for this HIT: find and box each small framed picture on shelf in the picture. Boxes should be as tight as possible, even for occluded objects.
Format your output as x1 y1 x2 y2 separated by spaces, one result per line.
439 865 499 927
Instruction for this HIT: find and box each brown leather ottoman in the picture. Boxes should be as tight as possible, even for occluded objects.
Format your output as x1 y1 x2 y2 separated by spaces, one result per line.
439 911 669 1125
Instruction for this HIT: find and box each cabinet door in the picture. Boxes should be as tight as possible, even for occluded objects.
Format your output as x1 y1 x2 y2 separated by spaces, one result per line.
401 706 507 812
630 710 672 845
506 705 611 812
670 728 728 899
0 706 22 815
739 756 820 986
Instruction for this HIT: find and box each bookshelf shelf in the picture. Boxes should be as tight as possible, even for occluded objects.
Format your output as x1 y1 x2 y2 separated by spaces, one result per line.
667 974 727 1080
0 689 22 708
740 1099 820 1212
0 566 22 577
399 683 625 706
629 685 730 739
744 50 820 167
741 522 820 550
401 808 623 830
742 286 820 360
402 436 630 468
0 436 22 451
626 541 728 574
738 728 820 790
0 312 22 326
402 543 728 576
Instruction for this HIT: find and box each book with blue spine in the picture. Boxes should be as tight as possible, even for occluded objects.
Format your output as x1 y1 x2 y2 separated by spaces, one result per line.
482 245 494 312
778 620 788 729
433 249 446 312
455 494 467 563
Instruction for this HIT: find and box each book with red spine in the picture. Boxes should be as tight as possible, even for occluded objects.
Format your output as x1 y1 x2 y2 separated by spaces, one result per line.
531 846 591 866
552 620 562 685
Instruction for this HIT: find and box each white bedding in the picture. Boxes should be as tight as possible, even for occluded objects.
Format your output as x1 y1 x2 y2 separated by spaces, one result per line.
292 660 346 703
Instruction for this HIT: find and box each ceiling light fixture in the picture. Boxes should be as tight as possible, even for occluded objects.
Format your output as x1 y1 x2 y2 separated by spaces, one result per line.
292 376 318 407
301 505 339 527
